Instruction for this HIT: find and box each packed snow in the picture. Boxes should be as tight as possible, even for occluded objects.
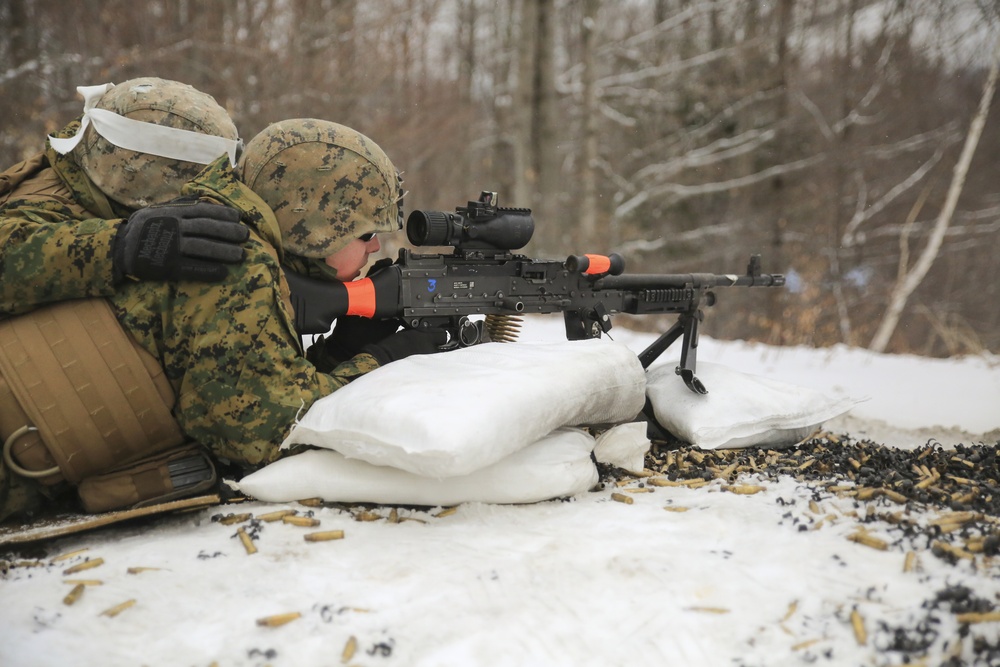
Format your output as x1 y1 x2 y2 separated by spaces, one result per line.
1 315 998 667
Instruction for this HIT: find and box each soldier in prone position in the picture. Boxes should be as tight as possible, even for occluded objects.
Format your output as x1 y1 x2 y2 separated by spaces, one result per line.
0 117 441 521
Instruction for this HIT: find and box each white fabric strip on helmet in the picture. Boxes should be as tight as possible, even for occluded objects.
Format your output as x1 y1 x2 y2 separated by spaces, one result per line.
48 83 240 166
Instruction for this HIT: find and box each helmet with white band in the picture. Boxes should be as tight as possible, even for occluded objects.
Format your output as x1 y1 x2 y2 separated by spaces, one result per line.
49 78 240 208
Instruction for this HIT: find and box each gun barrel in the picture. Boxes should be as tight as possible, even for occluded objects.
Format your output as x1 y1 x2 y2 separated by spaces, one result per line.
595 272 785 290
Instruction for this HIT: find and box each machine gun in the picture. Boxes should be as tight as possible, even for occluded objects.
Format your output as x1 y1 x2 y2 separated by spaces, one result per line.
284 191 785 394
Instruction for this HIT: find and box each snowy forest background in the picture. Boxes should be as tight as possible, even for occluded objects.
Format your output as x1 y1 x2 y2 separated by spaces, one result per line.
2 0 999 357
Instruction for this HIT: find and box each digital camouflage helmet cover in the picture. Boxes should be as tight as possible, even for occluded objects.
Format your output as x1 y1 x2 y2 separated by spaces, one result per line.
238 118 402 259
73 77 240 209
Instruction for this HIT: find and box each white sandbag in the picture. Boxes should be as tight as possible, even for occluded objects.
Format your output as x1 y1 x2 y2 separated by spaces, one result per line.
593 422 650 474
241 428 598 505
646 361 864 450
282 339 645 477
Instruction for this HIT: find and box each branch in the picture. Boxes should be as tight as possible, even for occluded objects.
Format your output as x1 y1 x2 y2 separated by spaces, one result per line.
633 129 777 182
613 155 825 220
869 36 1000 353
840 145 946 247
614 221 744 255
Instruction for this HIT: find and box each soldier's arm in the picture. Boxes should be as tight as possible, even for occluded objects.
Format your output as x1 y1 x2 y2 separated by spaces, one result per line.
0 201 121 316
140 241 377 470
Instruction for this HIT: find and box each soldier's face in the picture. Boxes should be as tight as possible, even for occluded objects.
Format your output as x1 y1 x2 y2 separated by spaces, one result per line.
324 234 381 281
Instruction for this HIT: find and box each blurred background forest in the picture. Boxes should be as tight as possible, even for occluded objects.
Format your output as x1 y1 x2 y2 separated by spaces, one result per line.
2 0 999 357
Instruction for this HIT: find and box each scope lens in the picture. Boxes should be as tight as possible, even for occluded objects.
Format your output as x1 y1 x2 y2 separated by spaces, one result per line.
406 210 453 246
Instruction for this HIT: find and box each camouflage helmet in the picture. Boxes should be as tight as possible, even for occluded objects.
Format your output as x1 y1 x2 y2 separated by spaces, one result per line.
75 77 239 209
238 118 402 258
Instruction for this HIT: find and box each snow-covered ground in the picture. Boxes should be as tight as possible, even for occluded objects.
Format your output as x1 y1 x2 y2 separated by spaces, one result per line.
2 316 999 667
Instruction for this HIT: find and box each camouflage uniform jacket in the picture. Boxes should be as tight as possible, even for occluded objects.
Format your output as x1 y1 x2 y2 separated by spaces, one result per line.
108 155 379 468
0 120 127 316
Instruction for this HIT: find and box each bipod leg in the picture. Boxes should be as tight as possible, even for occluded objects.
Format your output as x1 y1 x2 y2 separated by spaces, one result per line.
637 320 685 369
675 311 708 394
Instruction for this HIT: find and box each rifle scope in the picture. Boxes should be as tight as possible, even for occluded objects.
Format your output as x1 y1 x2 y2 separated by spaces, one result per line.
406 193 534 251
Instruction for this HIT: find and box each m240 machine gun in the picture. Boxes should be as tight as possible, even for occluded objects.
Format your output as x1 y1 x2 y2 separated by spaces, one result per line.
285 191 785 394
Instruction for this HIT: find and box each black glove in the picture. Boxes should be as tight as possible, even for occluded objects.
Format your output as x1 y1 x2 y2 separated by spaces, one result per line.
113 198 248 283
360 328 449 366
323 316 403 361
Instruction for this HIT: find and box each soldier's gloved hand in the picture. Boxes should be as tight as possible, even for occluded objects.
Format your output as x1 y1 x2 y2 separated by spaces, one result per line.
323 316 403 361
360 328 449 366
113 198 249 283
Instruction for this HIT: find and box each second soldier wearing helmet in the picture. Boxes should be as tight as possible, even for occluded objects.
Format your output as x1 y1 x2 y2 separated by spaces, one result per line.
0 77 251 317
102 118 442 470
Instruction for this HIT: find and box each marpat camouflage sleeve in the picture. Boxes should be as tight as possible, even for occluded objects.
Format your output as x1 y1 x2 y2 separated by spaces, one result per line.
106 156 381 467
0 125 126 316
110 232 376 467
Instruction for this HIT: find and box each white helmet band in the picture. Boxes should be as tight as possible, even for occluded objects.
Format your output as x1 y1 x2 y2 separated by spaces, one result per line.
48 84 240 166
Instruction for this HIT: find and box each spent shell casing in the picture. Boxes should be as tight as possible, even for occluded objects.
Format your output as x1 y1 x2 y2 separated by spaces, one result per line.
63 583 86 606
855 487 879 501
101 599 136 618
237 527 257 555
782 600 798 622
850 609 867 645
257 509 297 522
282 515 320 527
686 606 729 614
930 511 980 526
342 635 358 662
647 477 683 487
965 537 985 553
882 489 908 504
217 513 252 526
63 558 104 575
724 484 766 495
611 493 633 504
956 611 1000 624
847 532 888 551
297 497 324 507
256 612 301 627
51 548 90 563
903 551 918 573
304 530 345 542
932 540 976 561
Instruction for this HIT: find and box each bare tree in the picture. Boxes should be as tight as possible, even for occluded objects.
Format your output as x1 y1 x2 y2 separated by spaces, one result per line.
870 36 1000 352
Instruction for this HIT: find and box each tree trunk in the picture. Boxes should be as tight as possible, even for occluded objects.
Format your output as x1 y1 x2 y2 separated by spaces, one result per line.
869 37 1000 353
578 0 600 250
531 0 559 248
